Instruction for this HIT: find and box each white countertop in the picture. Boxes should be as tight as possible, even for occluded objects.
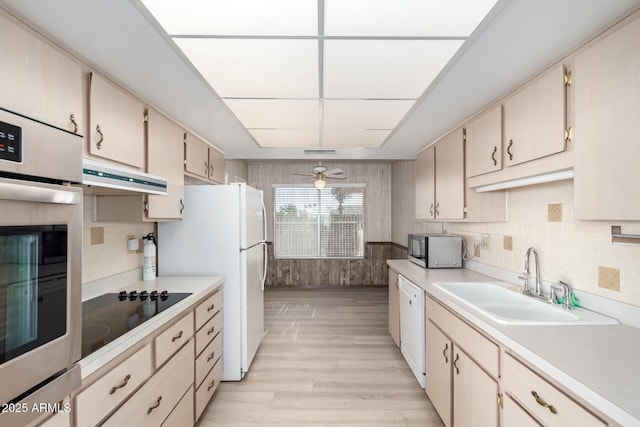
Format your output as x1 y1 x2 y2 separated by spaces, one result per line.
80 276 223 379
388 259 640 427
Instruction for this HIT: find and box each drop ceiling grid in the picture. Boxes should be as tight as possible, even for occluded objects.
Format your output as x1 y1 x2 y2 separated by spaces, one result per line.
141 0 498 149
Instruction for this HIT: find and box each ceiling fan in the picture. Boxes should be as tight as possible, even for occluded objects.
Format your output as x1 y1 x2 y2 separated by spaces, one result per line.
292 162 347 189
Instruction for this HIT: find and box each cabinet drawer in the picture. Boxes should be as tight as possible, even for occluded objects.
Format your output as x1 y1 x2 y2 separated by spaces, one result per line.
155 312 194 367
196 310 222 356
427 297 499 378
161 385 194 427
75 344 152 427
103 339 194 427
503 353 605 427
196 331 223 388
195 358 222 421
195 290 222 330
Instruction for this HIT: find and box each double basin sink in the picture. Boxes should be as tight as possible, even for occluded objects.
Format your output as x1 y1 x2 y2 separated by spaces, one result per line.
432 282 618 325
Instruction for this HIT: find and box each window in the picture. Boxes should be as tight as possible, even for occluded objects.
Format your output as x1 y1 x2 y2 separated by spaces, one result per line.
273 184 365 259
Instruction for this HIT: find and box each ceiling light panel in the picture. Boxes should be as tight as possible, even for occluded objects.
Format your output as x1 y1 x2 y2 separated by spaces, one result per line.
224 99 320 129
322 130 392 148
175 38 318 98
324 0 498 36
324 39 463 99
249 129 320 148
142 0 318 36
323 100 414 129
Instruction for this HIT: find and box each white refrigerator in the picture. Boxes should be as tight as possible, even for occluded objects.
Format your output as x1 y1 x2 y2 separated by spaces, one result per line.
158 183 267 381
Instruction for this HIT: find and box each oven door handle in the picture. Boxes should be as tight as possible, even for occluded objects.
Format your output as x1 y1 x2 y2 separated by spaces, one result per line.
0 180 81 205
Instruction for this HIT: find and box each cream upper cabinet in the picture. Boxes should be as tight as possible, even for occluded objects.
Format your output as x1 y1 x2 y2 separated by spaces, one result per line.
434 129 465 220
184 131 210 180
89 72 145 168
146 109 185 220
465 106 503 178
415 145 436 220
388 269 400 348
208 145 225 184
503 65 568 167
574 14 640 220
0 12 82 133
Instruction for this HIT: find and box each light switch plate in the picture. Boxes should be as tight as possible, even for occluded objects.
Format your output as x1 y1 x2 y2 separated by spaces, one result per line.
481 233 490 250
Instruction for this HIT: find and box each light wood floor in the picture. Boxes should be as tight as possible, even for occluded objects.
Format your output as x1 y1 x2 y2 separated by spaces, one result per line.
197 287 443 426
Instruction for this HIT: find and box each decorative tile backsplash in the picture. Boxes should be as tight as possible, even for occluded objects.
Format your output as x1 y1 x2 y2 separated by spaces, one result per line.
444 180 640 307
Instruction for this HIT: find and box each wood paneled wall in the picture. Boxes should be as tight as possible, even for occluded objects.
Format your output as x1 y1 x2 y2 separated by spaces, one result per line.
266 242 406 287
248 161 391 242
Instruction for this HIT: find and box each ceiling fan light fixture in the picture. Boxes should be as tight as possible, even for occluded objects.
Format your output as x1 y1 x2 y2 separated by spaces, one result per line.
314 178 326 190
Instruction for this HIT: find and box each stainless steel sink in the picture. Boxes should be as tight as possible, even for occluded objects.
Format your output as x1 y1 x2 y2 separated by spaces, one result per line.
432 282 619 325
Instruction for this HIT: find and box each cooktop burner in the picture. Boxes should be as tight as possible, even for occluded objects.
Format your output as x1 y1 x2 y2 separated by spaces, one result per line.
81 291 191 358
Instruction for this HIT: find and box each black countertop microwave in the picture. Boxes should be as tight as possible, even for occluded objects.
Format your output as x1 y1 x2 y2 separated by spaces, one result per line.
407 233 462 268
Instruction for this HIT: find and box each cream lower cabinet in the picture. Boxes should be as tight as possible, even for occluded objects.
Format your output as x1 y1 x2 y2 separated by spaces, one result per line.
426 297 499 427
388 268 400 347
502 353 606 427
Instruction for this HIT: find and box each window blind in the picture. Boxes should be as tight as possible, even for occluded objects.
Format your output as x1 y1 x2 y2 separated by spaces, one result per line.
273 184 365 259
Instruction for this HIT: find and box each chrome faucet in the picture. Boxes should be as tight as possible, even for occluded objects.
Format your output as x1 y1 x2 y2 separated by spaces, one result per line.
521 247 542 296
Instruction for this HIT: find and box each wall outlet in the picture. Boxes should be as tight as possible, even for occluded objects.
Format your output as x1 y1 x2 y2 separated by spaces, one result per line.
480 233 490 250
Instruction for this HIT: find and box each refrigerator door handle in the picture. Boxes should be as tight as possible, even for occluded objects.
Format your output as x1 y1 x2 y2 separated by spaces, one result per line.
260 196 267 242
260 242 268 291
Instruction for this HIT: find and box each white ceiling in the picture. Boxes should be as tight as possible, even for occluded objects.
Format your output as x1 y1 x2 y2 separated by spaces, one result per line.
1 0 640 160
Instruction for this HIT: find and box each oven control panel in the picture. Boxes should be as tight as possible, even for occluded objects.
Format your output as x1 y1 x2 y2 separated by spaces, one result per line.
0 120 22 163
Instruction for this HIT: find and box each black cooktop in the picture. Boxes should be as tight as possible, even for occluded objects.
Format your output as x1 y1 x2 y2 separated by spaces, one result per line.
81 291 191 358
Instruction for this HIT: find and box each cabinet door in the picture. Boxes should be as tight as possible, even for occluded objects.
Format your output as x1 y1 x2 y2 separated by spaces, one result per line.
0 13 83 133
574 16 640 220
435 129 465 220
89 73 145 168
426 320 452 427
208 145 226 184
503 65 567 167
388 269 400 347
503 393 541 427
146 109 185 220
184 131 210 179
415 146 435 220
452 346 499 427
466 106 502 177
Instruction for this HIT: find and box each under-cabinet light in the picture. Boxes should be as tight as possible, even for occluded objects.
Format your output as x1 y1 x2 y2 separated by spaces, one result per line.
473 169 574 193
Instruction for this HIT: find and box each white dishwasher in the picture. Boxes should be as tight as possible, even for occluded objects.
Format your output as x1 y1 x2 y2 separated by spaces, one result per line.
399 275 426 388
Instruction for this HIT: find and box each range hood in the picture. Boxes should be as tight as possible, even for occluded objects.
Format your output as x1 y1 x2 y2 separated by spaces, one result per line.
82 159 168 195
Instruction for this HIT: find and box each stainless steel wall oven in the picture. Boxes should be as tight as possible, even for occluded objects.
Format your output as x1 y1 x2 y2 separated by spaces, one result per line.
0 107 82 425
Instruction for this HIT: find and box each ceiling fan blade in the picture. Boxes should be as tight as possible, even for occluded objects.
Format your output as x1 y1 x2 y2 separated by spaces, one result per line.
291 173 316 177
325 175 348 180
324 168 343 176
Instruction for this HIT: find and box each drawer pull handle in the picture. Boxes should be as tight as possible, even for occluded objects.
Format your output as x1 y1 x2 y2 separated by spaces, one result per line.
109 374 131 394
442 343 448 363
453 353 460 375
147 396 162 414
207 304 215 312
171 330 184 342
207 326 215 335
531 391 558 415
207 352 215 362
207 380 215 391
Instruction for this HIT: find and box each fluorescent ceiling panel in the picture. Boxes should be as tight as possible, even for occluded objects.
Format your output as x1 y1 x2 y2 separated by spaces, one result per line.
142 0 318 36
322 130 391 148
175 38 318 98
249 129 319 148
323 39 464 99
323 100 414 129
324 0 498 36
225 99 320 129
